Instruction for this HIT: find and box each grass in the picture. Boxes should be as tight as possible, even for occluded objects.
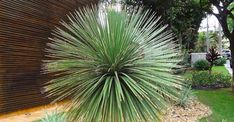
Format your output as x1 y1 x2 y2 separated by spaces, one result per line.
196 88 234 122
181 66 233 121
212 66 230 76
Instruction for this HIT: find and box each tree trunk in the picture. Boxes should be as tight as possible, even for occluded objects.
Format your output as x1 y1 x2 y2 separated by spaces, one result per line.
207 0 234 93
230 35 234 93
209 64 213 75
178 33 183 50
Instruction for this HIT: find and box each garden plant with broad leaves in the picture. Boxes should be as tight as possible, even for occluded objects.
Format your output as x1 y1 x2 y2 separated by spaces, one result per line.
206 46 220 74
43 6 184 122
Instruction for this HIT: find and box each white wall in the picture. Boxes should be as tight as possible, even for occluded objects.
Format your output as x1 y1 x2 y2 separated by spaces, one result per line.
191 53 207 66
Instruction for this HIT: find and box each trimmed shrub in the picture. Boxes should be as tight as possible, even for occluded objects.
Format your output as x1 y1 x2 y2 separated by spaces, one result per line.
193 60 210 70
188 71 232 88
214 57 226 66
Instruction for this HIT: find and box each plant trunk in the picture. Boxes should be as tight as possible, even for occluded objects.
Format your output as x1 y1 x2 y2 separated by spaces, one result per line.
231 54 234 93
230 35 234 93
209 68 212 75
178 33 183 50
209 63 213 75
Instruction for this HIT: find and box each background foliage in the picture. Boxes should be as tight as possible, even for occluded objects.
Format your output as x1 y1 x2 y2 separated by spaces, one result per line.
125 0 211 50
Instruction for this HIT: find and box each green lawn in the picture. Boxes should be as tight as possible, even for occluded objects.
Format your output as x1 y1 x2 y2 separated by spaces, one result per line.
212 66 230 76
196 88 234 122
182 66 234 121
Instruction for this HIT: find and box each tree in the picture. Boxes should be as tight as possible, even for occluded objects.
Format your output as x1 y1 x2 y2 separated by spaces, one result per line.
210 31 219 48
201 0 234 92
194 31 221 52
194 32 207 52
125 0 211 50
227 2 234 32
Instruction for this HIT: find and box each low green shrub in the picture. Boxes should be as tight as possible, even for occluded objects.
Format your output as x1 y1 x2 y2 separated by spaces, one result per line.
214 57 226 66
177 86 194 107
188 71 232 88
36 111 65 122
193 60 210 70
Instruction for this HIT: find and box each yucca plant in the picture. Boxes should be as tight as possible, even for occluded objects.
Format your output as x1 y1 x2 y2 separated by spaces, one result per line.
177 86 194 108
43 6 184 122
37 111 65 122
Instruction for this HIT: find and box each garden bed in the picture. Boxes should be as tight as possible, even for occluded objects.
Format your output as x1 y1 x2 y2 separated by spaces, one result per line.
180 65 234 121
183 66 232 89
163 99 211 122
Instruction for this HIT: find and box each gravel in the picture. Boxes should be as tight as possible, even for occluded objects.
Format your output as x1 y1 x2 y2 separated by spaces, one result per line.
163 99 212 122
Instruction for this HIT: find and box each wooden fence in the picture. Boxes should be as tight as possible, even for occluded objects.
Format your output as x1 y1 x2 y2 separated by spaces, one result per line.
0 0 98 114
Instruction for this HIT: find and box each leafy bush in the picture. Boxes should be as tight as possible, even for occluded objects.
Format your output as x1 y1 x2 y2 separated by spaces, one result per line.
43 7 184 121
189 71 231 88
214 57 226 66
193 60 210 70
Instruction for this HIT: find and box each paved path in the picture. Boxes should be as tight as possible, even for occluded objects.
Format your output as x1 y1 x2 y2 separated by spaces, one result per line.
225 60 233 75
0 102 64 122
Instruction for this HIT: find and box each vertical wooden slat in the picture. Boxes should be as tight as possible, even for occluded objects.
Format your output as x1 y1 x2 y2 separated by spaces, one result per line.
0 0 99 114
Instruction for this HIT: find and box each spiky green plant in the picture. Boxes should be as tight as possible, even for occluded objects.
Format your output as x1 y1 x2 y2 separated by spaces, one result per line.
37 111 65 122
43 6 184 122
177 86 194 107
